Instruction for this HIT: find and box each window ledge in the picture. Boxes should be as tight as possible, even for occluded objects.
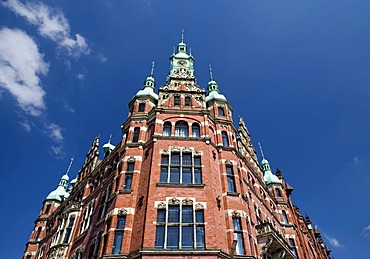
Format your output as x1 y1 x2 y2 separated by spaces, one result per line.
156 183 205 188
119 189 133 194
227 192 240 197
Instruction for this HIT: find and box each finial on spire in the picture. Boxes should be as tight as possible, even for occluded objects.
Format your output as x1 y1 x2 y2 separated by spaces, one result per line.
66 157 74 175
173 46 175 54
108 134 112 144
258 142 265 160
150 61 155 77
209 64 214 81
181 29 184 42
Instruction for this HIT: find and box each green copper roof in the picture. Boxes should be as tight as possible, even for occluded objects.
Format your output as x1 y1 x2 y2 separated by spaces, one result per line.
45 173 70 202
258 143 282 185
135 62 159 100
206 65 227 102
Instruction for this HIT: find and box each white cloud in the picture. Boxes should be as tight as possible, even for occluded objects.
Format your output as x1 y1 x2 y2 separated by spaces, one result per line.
63 101 75 113
353 156 359 166
45 123 63 142
363 224 370 237
0 27 48 116
50 144 65 159
19 121 31 132
76 73 85 80
97 53 107 63
2 0 90 57
323 234 342 248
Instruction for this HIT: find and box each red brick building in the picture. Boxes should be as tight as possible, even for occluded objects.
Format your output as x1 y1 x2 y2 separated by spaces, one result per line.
24 37 332 259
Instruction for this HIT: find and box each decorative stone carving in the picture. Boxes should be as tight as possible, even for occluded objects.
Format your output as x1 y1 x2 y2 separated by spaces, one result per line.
157 202 166 209
160 149 169 155
168 197 180 205
195 203 204 210
182 198 193 205
231 210 241 218
171 146 181 152
118 208 128 215
127 156 135 162
225 159 233 165
183 147 192 152
237 117 258 162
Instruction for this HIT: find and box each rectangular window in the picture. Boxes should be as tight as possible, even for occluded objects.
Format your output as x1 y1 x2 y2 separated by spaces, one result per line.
123 173 133 190
218 107 225 116
289 238 298 257
233 217 245 255
226 165 236 192
185 96 191 106
112 215 126 255
45 204 51 214
138 103 145 112
282 210 289 224
174 95 180 106
160 153 202 184
127 162 135 171
63 217 75 243
155 204 205 250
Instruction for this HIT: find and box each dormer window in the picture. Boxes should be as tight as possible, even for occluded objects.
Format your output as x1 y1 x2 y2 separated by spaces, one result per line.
138 103 145 112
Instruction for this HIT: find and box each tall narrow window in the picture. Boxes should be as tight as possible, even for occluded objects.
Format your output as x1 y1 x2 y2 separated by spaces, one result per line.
289 238 298 257
160 152 202 184
155 203 205 249
221 131 229 146
233 217 246 255
124 162 134 190
34 227 42 241
282 210 289 225
275 188 282 197
185 96 191 106
218 106 225 116
112 215 126 255
175 121 188 137
132 127 140 143
192 123 200 138
138 103 145 112
163 122 172 136
174 95 180 106
226 165 236 192
45 204 51 214
63 217 75 243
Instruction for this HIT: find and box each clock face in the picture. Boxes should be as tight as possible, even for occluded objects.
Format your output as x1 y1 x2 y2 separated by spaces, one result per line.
177 60 187 66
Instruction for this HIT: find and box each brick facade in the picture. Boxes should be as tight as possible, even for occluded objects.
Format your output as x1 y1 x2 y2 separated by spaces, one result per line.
23 38 331 259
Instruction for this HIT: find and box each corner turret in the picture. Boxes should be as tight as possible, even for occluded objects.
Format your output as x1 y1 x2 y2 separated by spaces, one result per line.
258 143 282 185
206 65 227 102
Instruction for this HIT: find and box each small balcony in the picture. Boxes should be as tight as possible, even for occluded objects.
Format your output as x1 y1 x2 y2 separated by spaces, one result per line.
255 222 297 259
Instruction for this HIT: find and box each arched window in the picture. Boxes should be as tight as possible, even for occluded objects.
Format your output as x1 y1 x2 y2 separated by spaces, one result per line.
163 122 172 136
221 131 229 146
175 121 188 137
132 127 140 142
192 123 200 137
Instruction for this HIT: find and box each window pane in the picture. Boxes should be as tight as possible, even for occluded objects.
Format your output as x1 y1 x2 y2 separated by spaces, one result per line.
175 122 188 137
127 162 134 171
218 107 225 116
168 205 180 223
167 226 179 248
133 128 140 142
157 210 166 223
155 226 165 248
234 233 245 255
194 157 201 166
163 123 171 136
170 167 180 183
161 155 169 165
185 96 191 106
195 210 204 223
226 165 233 175
63 229 72 243
182 153 192 166
117 216 126 229
196 226 205 249
182 167 192 184
192 124 200 137
282 211 289 224
182 226 194 248
171 153 180 165
222 131 229 146
112 232 123 254
233 218 242 231
124 174 132 190
182 205 193 223
227 176 236 192
174 96 180 106
160 166 168 183
194 168 202 184
138 103 145 112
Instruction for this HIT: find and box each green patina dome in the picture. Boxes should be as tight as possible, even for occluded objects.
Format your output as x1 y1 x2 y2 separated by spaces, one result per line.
45 173 70 202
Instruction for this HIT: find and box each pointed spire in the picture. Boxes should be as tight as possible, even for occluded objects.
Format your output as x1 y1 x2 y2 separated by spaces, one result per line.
173 46 175 54
103 134 115 157
181 29 184 43
150 61 155 77
65 156 74 176
258 142 265 160
209 64 214 81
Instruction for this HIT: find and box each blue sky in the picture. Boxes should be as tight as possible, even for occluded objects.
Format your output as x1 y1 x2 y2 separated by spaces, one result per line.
0 1 369 258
